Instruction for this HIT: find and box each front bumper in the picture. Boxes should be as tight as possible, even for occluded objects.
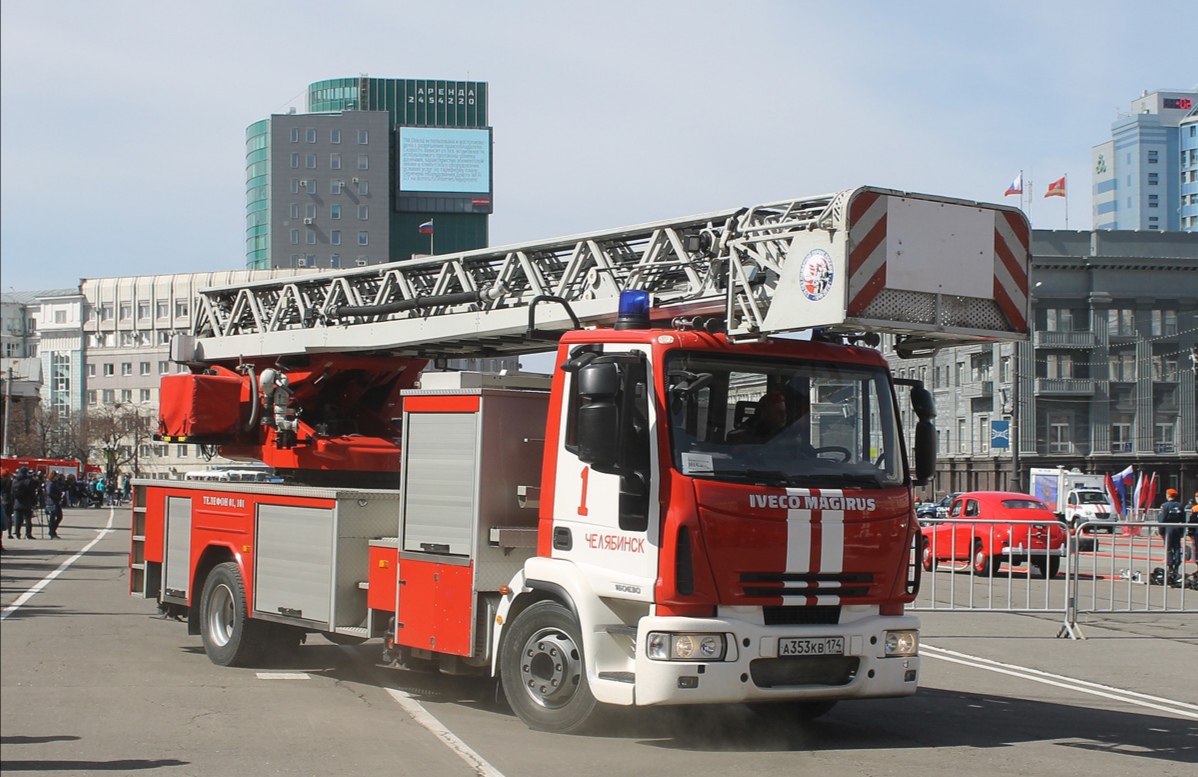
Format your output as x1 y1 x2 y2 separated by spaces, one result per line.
632 612 920 707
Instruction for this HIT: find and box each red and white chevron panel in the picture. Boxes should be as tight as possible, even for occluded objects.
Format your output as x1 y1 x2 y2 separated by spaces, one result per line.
846 191 1029 332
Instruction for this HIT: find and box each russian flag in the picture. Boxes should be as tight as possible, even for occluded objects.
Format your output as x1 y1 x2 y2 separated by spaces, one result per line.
1105 473 1123 515
1114 465 1134 511
1005 173 1023 197
418 220 434 235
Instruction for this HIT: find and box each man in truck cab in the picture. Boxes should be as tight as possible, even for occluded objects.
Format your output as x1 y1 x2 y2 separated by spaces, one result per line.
729 390 817 458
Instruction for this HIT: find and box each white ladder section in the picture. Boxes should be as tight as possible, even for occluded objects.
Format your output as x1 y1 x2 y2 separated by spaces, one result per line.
184 187 1029 362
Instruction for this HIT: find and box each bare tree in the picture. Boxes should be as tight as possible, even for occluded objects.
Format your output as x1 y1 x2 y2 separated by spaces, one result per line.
86 404 156 481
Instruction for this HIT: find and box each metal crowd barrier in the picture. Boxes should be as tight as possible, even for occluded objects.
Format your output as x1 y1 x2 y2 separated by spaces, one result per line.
910 516 1197 640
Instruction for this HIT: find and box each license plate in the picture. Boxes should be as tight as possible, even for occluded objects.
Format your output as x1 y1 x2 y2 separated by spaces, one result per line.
778 637 845 657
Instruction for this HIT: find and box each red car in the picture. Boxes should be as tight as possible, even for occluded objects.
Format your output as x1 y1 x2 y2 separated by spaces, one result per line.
920 491 1068 578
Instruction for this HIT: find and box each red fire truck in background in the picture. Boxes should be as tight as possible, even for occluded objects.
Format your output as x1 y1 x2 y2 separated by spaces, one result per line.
129 187 1030 731
1 456 95 479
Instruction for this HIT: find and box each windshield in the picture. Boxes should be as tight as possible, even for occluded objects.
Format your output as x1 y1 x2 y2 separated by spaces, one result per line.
1076 491 1109 504
665 351 904 488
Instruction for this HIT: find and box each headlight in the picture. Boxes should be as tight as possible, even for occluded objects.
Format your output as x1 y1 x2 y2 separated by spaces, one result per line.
884 630 918 657
646 632 727 661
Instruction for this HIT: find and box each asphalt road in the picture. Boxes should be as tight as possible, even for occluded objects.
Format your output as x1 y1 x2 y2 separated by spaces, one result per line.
2 506 1195 777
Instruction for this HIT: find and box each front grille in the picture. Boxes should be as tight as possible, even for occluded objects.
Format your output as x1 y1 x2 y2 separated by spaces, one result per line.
740 572 873 599
762 605 841 626
750 656 859 688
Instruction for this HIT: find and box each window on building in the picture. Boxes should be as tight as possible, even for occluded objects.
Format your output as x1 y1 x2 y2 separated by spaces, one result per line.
357 180 369 196
1152 353 1179 381
330 153 341 169
978 416 989 454
1148 150 1158 163
306 128 316 143
139 361 150 375
290 152 299 168
103 363 114 376
291 128 299 143
1148 172 1159 185
1045 353 1073 379
119 304 132 321
331 230 341 245
137 302 150 319
306 180 316 194
357 154 369 170
177 445 189 458
140 389 152 402
1048 416 1072 454
100 304 113 321
358 129 368 144
957 419 966 453
305 154 316 169
358 231 369 246
159 361 169 374
970 353 992 382
54 310 66 324
330 254 341 268
1151 310 1178 337
102 389 115 403
291 229 299 245
999 355 1011 383
331 204 341 220
290 179 300 194
156 302 168 318
87 364 96 377
1110 417 1132 452
87 390 97 405
306 204 317 219
358 204 368 220
159 331 172 345
1155 421 1176 453
121 362 132 376
306 230 317 245
330 129 341 144
1107 308 1135 337
289 203 299 219
331 180 343 195
1045 308 1084 331
1148 194 1159 208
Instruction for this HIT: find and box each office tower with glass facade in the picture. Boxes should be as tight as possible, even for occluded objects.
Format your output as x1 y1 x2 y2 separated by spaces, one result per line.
247 78 491 270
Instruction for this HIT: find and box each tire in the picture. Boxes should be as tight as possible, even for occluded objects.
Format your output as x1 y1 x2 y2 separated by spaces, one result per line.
749 699 838 722
199 561 270 667
921 537 934 572
971 540 1000 577
1043 555 1062 579
500 600 599 733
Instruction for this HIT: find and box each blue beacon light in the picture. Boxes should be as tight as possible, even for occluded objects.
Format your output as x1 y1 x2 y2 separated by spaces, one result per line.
615 289 651 330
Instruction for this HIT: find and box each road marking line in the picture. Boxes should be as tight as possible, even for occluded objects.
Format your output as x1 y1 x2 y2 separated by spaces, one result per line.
922 643 1198 720
386 688 506 777
1 511 116 621
256 672 311 680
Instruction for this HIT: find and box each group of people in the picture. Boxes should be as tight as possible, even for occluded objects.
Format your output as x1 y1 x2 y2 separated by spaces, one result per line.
0 468 134 551
1159 488 1198 584
0 466 67 547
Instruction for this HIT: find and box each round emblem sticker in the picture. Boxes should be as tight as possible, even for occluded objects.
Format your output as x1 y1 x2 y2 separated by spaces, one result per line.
799 249 834 301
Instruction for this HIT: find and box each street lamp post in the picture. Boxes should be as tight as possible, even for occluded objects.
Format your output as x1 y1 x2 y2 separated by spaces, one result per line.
2 364 13 456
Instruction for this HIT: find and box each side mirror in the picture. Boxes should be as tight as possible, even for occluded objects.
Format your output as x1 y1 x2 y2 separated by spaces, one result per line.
576 362 620 470
913 419 936 486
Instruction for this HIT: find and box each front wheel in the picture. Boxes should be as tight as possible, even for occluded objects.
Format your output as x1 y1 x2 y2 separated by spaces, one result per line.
199 561 270 667
500 600 599 733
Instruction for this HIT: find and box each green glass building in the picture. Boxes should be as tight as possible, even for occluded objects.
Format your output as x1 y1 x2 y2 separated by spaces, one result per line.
247 78 491 270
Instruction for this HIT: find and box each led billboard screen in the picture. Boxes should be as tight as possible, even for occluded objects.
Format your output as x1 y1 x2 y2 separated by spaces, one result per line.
396 126 492 213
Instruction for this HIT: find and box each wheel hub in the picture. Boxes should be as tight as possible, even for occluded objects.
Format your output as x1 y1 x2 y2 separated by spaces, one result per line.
207 583 235 647
519 630 581 709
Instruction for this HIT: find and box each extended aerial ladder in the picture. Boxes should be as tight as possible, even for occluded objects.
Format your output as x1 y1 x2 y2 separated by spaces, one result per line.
180 186 1029 364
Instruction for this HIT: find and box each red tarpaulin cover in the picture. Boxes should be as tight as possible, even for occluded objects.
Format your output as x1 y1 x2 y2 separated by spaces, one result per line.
158 373 243 438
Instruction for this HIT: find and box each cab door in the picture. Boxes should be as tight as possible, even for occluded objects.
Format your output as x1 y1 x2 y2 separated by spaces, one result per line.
550 345 660 600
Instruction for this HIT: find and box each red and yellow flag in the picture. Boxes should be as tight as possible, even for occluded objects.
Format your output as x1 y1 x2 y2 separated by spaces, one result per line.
1045 176 1066 198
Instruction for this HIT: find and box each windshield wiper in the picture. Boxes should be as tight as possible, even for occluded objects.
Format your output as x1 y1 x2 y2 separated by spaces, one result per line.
729 469 792 487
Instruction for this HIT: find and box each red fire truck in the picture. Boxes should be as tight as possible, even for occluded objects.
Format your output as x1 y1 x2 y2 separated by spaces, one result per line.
130 187 1030 731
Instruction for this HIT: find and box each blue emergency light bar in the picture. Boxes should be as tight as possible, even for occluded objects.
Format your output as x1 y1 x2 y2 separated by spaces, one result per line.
615 290 651 330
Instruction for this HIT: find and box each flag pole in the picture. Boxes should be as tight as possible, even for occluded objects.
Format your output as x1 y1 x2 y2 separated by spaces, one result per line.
1064 174 1069 230
1025 170 1033 225
430 218 435 256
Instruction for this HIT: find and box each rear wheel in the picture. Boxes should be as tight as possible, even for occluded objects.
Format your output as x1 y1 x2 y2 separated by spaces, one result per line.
199 562 270 667
500 600 599 733
1042 555 1062 579
971 540 1000 577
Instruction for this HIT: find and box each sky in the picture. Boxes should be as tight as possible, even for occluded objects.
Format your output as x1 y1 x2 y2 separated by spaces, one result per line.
1 0 1194 295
